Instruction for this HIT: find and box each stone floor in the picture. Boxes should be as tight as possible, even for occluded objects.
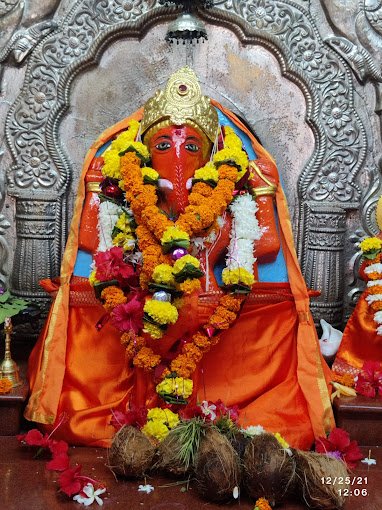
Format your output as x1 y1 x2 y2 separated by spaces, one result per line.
0 437 381 510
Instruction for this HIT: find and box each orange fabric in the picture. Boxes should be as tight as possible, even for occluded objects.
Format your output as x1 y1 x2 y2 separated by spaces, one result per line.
333 293 382 375
25 102 334 448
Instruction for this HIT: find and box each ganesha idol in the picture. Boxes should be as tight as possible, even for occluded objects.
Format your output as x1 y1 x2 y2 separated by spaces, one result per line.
25 67 334 449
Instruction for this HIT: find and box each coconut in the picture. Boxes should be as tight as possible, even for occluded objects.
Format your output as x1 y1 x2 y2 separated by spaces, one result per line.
294 450 349 509
156 419 204 477
243 433 296 506
195 427 241 502
108 425 156 478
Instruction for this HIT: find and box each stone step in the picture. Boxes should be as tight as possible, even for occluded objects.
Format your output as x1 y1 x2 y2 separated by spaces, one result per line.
333 395 382 447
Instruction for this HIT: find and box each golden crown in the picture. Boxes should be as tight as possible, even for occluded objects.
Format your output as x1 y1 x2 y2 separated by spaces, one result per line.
141 66 219 143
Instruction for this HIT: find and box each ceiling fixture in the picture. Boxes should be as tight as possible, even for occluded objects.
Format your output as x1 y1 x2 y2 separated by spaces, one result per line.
159 0 214 45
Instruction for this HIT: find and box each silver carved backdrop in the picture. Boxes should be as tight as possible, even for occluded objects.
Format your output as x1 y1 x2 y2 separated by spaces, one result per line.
1 0 382 331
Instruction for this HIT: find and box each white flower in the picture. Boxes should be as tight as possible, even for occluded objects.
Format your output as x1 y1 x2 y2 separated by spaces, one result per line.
73 483 106 506
97 201 123 252
138 484 154 494
374 311 382 323
366 294 382 304
367 279 382 287
361 457 376 466
241 425 265 437
225 193 262 276
200 400 217 421
377 325 382 336
365 263 382 274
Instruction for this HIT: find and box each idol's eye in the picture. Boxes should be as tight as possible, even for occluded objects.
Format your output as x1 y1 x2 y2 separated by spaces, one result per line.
155 141 171 151
185 143 200 153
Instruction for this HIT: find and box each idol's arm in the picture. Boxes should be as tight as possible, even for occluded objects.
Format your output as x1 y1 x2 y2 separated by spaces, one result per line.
249 158 280 264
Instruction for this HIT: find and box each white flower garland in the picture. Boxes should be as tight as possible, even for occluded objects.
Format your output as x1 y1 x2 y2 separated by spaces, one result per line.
97 201 123 252
225 193 262 275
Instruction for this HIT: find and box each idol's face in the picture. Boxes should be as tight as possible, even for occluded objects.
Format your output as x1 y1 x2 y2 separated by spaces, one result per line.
148 125 210 214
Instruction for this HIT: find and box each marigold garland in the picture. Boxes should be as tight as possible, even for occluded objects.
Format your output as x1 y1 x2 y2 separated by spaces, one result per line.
93 119 254 407
254 497 272 510
332 372 355 388
0 377 13 394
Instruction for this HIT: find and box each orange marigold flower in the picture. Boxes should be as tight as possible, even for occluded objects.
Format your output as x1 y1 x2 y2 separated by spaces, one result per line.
101 286 127 311
218 164 238 182
370 301 382 312
191 182 214 197
366 271 382 281
192 332 211 352
178 278 201 294
121 151 141 167
142 206 172 238
136 225 157 250
131 186 158 214
121 331 144 346
219 294 244 312
133 347 161 370
254 497 272 510
188 192 207 207
170 354 196 379
209 306 237 329
0 377 13 394
332 372 355 388
367 285 382 295
183 343 203 363
123 335 146 358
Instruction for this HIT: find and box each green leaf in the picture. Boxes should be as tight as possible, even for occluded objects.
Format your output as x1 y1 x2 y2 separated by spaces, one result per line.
0 290 11 303
174 264 204 283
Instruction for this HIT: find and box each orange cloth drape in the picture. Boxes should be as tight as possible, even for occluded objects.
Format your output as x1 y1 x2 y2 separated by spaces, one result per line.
333 292 382 375
25 103 334 448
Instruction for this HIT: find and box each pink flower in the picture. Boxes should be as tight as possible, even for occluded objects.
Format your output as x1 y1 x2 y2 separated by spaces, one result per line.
315 427 364 469
94 247 135 284
111 295 144 332
355 360 382 398
58 465 85 496
110 406 148 431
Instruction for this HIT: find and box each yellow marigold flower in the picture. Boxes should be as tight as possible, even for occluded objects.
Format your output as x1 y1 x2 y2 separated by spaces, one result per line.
156 377 193 399
147 407 180 428
178 278 201 294
360 237 382 253
141 166 159 182
222 267 255 286
88 269 100 287
102 149 121 179
274 432 290 450
161 226 190 245
127 141 150 162
173 254 200 274
111 125 139 152
144 300 179 325
194 162 219 183
142 420 169 442
213 147 249 174
143 321 163 339
0 377 13 394
152 263 175 286
112 232 135 251
115 212 132 233
224 126 243 150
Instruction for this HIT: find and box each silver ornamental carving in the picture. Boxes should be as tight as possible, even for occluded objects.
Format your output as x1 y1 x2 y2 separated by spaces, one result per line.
4 0 369 327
